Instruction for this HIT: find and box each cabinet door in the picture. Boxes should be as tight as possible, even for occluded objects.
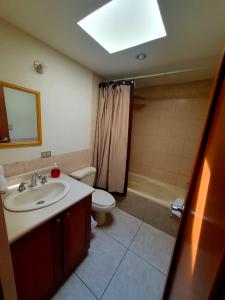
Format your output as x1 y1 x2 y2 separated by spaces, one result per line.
63 195 92 278
10 217 62 300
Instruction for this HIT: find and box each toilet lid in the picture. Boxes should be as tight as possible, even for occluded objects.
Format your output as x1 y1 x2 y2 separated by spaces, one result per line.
92 189 115 207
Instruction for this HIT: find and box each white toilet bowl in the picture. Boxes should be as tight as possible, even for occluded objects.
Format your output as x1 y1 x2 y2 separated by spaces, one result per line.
92 189 116 225
70 167 116 226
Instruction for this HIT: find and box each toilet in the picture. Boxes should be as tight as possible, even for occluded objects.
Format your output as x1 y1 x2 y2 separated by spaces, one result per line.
70 167 116 225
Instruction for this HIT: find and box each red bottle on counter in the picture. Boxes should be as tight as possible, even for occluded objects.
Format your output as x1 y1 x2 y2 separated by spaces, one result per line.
51 163 60 178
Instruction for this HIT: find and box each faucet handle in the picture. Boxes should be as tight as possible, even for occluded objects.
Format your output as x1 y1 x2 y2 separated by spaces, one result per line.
18 182 26 192
41 176 47 184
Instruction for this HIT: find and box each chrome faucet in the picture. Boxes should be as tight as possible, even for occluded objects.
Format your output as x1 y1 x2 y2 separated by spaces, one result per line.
171 203 185 218
171 203 185 213
30 173 41 187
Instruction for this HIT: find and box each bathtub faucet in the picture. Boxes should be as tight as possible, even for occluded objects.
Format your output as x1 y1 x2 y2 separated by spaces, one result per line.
171 203 185 215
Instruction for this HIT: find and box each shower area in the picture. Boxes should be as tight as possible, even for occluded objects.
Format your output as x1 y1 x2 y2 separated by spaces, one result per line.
117 79 212 236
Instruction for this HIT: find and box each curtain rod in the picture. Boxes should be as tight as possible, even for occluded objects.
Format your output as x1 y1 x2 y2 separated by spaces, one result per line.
113 66 214 81
99 79 135 88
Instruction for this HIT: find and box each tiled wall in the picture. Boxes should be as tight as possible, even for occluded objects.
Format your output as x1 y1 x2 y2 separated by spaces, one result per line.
116 191 179 236
3 150 92 178
129 80 213 188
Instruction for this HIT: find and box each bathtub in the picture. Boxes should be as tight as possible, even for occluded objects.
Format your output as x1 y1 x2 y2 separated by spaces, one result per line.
116 172 185 236
128 173 185 208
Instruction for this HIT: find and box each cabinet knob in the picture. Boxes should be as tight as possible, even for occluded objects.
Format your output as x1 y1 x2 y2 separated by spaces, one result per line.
66 212 70 218
55 218 61 224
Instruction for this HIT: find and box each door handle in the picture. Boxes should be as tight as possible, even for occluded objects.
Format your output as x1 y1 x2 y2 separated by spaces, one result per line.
55 218 61 224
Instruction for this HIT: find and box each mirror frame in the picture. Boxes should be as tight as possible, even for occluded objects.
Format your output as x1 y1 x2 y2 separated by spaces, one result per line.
0 81 42 148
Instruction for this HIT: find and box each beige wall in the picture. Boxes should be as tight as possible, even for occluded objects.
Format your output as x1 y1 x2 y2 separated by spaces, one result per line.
0 18 100 167
130 80 213 188
3 75 101 178
0 18 102 176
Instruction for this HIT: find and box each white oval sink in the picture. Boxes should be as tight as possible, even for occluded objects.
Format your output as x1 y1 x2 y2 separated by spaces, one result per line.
4 179 70 212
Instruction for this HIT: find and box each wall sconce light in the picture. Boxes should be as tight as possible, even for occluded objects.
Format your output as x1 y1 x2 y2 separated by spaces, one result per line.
34 60 48 74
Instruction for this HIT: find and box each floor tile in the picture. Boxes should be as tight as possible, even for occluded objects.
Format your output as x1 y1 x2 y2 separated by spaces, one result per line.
52 273 97 300
130 223 175 274
75 227 126 299
101 207 142 247
102 250 166 300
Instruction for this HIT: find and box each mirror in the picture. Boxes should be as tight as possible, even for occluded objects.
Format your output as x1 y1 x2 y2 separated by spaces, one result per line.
0 81 42 147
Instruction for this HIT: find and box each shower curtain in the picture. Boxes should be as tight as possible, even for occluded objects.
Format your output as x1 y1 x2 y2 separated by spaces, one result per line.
93 81 133 194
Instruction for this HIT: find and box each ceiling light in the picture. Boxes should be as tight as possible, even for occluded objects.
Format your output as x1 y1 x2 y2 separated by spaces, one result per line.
136 53 147 60
77 0 166 54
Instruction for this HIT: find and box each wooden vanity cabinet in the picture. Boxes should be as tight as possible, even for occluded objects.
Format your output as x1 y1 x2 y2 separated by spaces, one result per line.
63 197 91 278
10 195 91 300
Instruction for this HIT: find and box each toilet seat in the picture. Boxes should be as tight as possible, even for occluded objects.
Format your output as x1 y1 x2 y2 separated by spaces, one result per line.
92 189 115 208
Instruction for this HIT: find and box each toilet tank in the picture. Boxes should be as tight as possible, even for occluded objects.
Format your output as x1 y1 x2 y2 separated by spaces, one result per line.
70 167 96 187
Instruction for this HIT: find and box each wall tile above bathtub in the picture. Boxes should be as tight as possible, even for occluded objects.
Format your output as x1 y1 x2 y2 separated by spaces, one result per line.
130 80 213 189
3 150 92 177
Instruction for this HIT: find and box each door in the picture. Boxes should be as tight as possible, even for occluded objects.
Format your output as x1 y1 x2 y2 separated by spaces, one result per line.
163 54 225 299
10 218 61 300
63 196 91 278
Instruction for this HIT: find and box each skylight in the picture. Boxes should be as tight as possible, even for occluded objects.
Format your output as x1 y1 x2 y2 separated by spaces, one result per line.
77 0 166 54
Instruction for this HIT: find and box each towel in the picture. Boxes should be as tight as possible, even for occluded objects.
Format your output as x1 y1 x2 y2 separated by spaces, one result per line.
91 216 97 229
0 165 7 192
0 175 7 192
171 197 184 218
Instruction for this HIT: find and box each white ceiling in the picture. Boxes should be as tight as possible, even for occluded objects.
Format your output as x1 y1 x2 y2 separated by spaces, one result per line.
0 0 224 84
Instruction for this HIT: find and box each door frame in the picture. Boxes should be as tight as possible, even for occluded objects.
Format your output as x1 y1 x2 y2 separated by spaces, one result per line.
163 50 225 299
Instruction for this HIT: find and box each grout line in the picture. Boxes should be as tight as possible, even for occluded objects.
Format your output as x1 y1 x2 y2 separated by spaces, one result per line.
74 272 100 300
128 248 167 277
127 220 173 276
59 209 172 300
93 225 128 249
76 217 170 299
100 216 169 276
100 220 143 300
100 230 129 249
99 208 143 248
114 206 142 222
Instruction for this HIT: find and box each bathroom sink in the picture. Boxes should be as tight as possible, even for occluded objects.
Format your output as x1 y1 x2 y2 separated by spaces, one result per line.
4 179 70 212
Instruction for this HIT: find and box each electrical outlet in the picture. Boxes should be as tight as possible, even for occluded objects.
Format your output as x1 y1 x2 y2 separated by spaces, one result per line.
41 151 52 158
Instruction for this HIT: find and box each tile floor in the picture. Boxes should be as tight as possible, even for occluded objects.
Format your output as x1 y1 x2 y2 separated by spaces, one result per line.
53 207 175 300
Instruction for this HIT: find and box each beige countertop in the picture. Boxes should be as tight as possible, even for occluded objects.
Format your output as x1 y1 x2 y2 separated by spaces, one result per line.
3 172 94 244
